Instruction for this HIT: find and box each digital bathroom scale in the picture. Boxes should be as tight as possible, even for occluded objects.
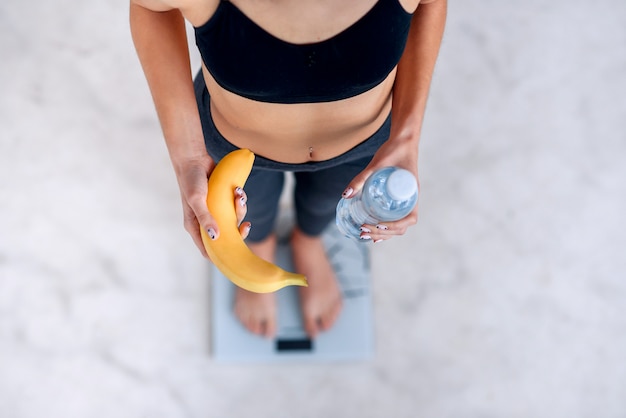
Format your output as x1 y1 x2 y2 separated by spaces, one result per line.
210 215 374 363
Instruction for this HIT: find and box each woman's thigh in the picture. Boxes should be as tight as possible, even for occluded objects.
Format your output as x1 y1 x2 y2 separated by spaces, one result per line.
242 168 285 242
293 154 373 236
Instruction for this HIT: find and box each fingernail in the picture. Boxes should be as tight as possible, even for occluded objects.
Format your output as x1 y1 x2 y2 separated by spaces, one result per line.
208 228 217 240
244 224 252 234
360 235 372 241
360 227 371 233
342 187 353 198
376 224 388 230
374 239 383 244
235 187 244 196
239 196 246 207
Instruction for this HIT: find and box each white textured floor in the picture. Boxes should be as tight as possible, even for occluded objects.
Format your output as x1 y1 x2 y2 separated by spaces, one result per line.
2 1 626 417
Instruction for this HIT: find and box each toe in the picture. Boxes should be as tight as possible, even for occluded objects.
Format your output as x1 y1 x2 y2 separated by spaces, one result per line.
304 315 320 338
263 318 277 338
244 316 258 335
249 319 261 335
239 314 252 333
319 300 342 331
236 309 264 337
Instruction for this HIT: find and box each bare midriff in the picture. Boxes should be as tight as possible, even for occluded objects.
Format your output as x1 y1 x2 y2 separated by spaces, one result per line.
202 65 395 164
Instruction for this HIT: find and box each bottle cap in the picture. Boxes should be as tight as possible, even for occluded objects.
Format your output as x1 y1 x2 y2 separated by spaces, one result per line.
386 169 418 201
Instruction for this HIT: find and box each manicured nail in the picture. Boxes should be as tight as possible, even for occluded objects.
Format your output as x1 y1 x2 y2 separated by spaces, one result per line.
360 235 372 241
244 224 252 234
239 196 246 207
376 224 388 230
360 227 371 233
374 239 383 244
208 228 217 240
235 187 244 196
342 187 353 198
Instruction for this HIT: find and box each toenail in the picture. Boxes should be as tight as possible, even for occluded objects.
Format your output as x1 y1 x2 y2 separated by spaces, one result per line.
376 224 388 230
360 235 372 240
360 227 371 233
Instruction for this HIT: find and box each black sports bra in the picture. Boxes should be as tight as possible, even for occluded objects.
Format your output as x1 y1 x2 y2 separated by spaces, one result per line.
194 0 413 104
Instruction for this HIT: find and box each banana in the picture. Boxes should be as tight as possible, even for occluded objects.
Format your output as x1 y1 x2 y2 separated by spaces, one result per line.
200 149 308 293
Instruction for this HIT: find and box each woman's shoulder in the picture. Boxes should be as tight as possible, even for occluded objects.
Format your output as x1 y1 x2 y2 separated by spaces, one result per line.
131 0 220 23
396 0 418 14
399 0 443 14
179 0 221 27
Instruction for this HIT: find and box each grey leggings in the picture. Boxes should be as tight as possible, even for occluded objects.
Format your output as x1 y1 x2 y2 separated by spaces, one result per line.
194 70 391 242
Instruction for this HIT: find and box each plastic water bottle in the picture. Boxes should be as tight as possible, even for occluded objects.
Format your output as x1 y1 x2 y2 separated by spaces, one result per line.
336 167 418 242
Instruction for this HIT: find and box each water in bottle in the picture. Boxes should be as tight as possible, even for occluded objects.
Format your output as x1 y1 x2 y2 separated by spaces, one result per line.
336 167 418 242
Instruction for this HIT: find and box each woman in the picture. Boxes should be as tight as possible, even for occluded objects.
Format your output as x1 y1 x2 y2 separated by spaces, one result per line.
130 0 446 338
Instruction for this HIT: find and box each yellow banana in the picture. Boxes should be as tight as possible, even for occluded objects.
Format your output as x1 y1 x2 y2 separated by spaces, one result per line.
200 149 308 293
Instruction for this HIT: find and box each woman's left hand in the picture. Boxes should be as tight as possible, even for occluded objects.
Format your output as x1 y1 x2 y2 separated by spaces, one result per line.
342 134 420 243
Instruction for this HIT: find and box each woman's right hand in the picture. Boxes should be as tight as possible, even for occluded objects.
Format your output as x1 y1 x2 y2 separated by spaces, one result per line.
174 153 250 259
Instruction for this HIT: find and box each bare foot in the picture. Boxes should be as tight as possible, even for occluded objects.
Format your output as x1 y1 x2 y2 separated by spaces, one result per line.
291 227 343 338
233 234 277 338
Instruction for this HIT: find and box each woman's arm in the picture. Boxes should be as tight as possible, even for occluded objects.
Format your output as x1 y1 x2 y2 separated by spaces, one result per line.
130 1 207 164
344 0 447 240
389 0 447 158
130 0 220 255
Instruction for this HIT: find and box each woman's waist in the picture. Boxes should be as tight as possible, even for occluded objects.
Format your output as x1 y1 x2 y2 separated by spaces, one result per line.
212 105 390 163
202 67 394 163
206 109 392 172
